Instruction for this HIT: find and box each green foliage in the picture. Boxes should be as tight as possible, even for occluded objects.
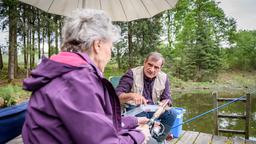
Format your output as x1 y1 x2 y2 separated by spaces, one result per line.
2 0 18 7
0 84 29 107
0 65 8 80
104 61 125 79
114 13 163 70
0 62 28 80
225 30 256 70
170 0 236 81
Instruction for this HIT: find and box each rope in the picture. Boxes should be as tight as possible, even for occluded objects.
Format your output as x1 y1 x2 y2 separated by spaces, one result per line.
171 95 247 129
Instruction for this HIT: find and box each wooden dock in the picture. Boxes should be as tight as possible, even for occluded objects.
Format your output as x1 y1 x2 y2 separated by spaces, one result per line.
169 131 256 144
7 131 256 144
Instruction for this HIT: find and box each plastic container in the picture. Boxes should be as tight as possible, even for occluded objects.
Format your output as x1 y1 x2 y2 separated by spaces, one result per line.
109 76 121 88
170 107 186 138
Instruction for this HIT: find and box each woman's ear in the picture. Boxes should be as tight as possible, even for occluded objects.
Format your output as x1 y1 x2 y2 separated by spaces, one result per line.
92 40 102 54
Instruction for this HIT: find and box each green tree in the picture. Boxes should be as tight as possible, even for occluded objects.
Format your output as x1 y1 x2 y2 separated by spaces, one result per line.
172 0 236 81
3 0 18 82
115 14 163 69
113 22 128 69
227 30 256 70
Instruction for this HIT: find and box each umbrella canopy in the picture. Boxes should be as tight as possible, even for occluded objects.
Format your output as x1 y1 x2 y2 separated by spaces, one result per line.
19 0 178 21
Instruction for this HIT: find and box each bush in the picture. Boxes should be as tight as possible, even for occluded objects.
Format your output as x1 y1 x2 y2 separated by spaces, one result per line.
0 85 30 107
104 62 125 79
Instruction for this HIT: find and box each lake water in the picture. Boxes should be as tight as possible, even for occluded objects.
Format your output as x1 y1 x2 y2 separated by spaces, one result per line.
173 92 256 141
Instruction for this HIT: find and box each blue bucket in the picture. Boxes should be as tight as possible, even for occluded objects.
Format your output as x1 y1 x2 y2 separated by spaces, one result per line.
170 107 185 138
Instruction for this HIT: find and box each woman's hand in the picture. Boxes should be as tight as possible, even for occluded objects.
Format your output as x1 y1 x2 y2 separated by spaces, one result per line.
136 124 151 144
137 117 149 125
120 92 148 105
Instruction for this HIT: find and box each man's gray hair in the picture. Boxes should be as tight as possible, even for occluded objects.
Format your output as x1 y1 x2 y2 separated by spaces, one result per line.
146 52 165 66
61 9 120 52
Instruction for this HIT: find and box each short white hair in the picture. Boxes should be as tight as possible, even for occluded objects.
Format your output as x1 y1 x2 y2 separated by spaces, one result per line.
61 9 120 52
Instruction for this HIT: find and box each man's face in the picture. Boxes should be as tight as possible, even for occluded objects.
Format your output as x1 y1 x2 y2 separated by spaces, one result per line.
143 57 162 79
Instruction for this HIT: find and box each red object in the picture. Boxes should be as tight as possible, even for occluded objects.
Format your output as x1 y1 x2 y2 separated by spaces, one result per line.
166 133 174 141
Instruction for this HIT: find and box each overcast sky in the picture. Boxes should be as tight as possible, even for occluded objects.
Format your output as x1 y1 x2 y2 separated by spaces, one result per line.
217 0 256 30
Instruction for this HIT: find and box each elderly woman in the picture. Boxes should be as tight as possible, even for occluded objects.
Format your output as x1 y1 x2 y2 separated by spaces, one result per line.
22 9 150 144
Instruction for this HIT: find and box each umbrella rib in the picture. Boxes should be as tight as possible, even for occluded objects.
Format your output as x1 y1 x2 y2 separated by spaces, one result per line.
165 0 170 6
82 0 86 8
118 0 128 21
140 0 152 17
47 0 55 12
100 0 102 10
78 0 81 8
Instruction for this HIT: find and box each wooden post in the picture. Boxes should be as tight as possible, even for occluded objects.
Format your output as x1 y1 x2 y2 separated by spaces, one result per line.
245 93 251 139
213 92 219 135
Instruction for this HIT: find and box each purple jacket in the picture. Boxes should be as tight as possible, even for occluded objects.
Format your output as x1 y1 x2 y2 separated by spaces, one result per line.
22 52 144 144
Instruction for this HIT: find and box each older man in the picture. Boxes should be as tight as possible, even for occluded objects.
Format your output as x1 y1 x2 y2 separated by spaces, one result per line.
116 52 177 142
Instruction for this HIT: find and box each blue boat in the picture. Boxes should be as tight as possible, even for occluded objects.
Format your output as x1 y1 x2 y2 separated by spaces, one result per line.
0 101 28 143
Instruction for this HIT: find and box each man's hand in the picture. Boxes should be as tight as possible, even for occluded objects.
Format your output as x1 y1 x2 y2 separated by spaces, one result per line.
131 93 148 105
120 93 147 105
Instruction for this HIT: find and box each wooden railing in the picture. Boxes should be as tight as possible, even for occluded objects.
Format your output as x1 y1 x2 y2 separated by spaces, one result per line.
213 93 251 139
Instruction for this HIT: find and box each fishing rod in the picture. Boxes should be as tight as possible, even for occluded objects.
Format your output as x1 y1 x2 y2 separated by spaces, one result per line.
171 94 247 129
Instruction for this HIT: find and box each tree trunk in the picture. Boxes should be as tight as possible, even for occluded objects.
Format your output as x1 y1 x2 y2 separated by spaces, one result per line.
48 29 51 57
28 24 31 70
23 33 27 69
7 0 18 82
42 28 45 56
0 46 3 70
26 25 30 75
128 22 133 68
167 10 172 48
14 32 18 78
37 10 41 59
30 7 35 68
54 16 59 54
22 4 27 69
31 26 35 68
48 14 51 57
59 17 62 46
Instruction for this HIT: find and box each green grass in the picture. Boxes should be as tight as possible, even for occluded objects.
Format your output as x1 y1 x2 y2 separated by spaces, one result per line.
0 65 8 80
169 70 256 95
